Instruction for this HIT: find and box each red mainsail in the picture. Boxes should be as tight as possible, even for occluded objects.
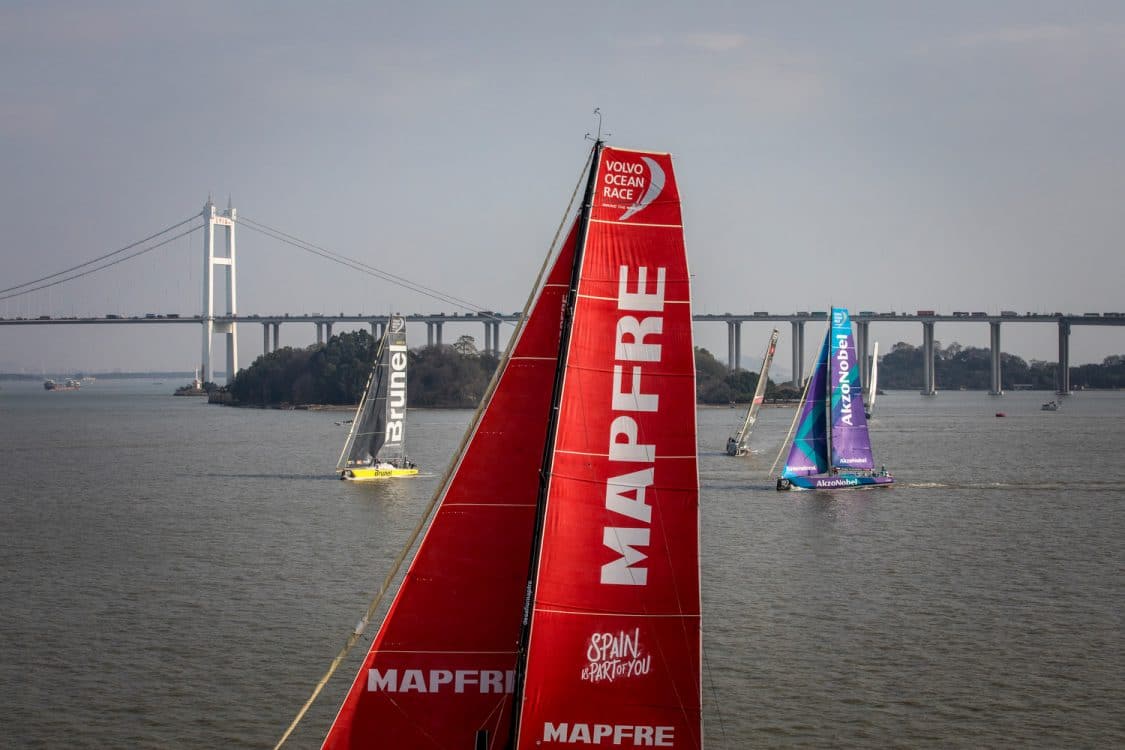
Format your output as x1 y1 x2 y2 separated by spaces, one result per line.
322 144 699 749
515 147 701 748
323 225 579 749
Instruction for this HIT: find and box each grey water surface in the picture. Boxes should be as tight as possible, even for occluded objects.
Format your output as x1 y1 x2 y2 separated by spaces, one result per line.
1 381 1121 748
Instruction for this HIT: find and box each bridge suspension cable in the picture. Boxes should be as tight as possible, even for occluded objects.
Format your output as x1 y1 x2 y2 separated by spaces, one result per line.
0 215 202 302
239 216 513 324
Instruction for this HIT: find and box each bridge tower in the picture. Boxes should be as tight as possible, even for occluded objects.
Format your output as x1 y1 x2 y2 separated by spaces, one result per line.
201 197 238 384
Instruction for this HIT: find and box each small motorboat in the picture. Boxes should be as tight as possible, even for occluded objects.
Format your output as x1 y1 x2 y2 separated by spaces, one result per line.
1041 400 1059 411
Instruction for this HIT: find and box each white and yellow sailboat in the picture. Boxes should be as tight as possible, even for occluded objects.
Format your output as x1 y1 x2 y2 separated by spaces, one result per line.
337 315 419 480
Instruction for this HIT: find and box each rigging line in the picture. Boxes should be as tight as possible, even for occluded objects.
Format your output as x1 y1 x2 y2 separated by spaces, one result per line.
272 294 516 750
701 645 727 741
0 225 202 303
0 214 200 295
238 216 497 320
769 365 814 476
237 219 492 318
273 154 591 749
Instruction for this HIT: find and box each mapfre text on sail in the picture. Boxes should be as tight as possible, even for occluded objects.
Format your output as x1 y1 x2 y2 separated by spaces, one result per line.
602 265 666 587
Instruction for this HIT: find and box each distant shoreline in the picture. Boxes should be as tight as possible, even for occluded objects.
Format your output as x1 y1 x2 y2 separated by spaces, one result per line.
0 372 197 381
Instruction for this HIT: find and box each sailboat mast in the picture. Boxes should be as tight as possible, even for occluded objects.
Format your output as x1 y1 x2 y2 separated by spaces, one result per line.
506 140 603 749
825 321 834 464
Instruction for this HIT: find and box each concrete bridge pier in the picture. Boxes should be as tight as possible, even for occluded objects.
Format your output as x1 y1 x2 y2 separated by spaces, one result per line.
1057 320 1071 395
325 321 333 340
989 322 1003 395
727 320 741 371
921 321 936 395
735 322 741 370
272 322 280 351
426 321 444 347
371 319 385 342
790 320 805 387
315 322 323 345
855 321 870 394
483 320 501 356
263 323 270 355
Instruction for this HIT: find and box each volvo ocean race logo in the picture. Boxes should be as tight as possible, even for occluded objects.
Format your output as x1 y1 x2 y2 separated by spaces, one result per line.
602 156 665 221
581 627 651 684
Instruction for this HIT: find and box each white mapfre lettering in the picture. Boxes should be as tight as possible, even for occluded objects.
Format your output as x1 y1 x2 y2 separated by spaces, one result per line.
601 266 666 587
543 722 675 746
604 469 653 523
366 668 514 694
601 527 650 585
617 267 666 312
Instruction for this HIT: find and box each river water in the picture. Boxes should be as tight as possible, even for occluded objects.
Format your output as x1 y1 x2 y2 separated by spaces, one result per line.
1 380 1121 748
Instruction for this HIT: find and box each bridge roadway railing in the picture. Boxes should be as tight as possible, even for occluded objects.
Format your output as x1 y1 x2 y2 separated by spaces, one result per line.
4 312 1122 396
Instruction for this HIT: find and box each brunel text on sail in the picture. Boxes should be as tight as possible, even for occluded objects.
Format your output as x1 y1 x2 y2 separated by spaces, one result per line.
386 343 407 442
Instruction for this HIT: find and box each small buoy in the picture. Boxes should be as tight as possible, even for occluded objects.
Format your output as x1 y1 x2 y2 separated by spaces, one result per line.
995 412 1006 417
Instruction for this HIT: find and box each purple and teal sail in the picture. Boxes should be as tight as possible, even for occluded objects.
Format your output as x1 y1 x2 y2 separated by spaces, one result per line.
829 307 875 470
781 335 830 478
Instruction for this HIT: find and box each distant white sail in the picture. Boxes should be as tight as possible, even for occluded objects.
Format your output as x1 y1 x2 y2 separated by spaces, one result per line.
865 341 879 419
726 329 779 456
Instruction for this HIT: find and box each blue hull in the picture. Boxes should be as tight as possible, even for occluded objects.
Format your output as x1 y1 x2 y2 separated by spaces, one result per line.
777 474 894 491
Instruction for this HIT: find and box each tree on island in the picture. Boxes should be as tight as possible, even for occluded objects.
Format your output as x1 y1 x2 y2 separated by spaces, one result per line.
226 331 500 407
222 333 1125 408
694 346 788 405
878 341 1062 390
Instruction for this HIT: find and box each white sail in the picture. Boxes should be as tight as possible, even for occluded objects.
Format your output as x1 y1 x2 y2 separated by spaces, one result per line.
865 341 879 419
726 329 779 456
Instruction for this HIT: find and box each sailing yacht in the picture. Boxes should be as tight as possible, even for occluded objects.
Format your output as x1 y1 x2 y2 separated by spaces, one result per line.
774 308 893 491
313 141 702 748
726 328 779 456
336 315 418 479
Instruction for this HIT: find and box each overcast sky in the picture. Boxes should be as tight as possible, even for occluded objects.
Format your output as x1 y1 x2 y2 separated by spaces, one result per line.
2 1 1123 374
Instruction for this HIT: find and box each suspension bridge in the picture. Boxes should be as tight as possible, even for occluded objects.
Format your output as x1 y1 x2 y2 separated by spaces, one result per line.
2 199 1122 394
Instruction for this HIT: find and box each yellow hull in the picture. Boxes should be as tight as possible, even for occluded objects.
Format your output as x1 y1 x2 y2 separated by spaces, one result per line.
339 467 419 480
